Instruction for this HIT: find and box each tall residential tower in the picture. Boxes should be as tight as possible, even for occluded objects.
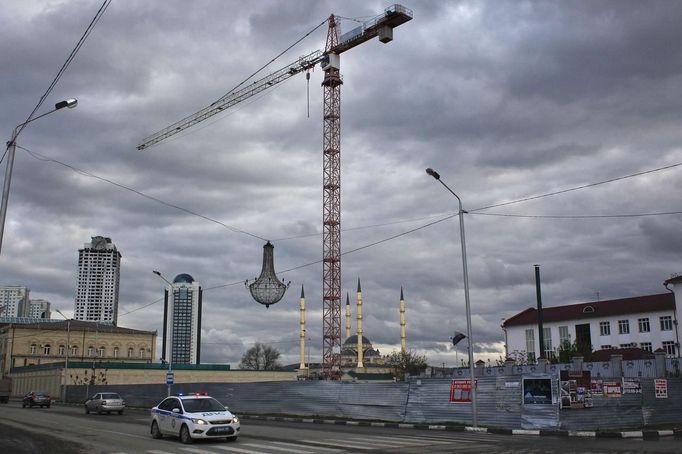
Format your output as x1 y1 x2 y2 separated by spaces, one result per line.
162 273 202 365
74 236 121 324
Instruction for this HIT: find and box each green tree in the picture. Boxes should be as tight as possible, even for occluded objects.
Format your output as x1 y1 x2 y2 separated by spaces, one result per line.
239 343 281 370
387 350 427 381
557 340 592 363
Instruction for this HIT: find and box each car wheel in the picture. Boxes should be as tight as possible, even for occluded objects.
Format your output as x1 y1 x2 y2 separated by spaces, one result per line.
179 425 193 444
150 421 163 439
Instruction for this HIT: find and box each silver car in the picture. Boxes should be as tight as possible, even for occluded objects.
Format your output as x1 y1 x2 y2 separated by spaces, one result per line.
85 392 125 415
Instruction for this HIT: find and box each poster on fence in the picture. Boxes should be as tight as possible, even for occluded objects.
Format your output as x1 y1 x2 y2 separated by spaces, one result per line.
560 370 593 409
603 380 622 397
622 377 641 394
654 379 668 398
523 377 554 405
590 379 603 394
449 379 476 403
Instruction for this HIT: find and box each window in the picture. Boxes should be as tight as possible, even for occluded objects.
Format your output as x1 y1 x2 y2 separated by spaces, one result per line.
58 345 66 356
543 327 553 359
70 345 78 356
30 344 37 354
43 344 51 355
662 341 676 356
638 318 650 333
127 347 133 358
98 346 105 357
660 316 673 331
600 321 610 336
601 345 612 350
113 347 119 358
640 342 652 352
618 320 630 334
87 346 94 357
139 348 145 358
559 326 570 346
525 329 535 362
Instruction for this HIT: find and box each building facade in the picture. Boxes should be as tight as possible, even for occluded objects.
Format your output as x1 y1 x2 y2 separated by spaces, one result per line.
0 286 30 317
74 236 121 324
28 299 51 319
162 274 202 365
503 292 680 361
0 319 156 376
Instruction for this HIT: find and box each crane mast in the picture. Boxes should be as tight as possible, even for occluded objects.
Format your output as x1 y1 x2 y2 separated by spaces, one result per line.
137 5 413 379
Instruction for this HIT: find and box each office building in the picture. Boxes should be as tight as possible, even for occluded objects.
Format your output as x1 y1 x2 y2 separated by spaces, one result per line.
74 236 121 324
162 274 202 365
0 286 30 317
28 299 51 319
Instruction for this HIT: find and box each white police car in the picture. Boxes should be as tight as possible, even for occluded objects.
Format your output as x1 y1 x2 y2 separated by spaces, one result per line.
150 393 240 443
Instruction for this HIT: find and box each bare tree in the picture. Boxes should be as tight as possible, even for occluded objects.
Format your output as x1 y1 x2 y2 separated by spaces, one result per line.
239 343 281 370
387 350 427 381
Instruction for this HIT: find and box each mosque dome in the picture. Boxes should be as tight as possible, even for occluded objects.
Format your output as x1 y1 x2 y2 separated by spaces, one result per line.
343 334 372 346
173 273 195 284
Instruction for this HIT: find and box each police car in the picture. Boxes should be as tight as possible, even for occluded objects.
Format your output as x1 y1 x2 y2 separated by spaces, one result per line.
150 393 240 443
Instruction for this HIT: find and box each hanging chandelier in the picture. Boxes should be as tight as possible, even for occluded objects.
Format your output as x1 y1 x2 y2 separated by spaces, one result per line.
246 241 290 308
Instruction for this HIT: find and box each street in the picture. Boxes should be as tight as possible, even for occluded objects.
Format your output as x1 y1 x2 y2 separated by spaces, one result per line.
0 400 680 454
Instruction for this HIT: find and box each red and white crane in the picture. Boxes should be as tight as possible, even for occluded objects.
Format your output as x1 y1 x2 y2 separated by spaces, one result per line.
138 5 412 378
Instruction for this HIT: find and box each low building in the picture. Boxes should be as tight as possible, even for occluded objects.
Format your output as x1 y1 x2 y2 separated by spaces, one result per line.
0 319 157 375
502 292 680 361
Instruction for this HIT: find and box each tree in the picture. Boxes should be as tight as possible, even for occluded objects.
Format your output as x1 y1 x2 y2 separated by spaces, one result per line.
239 343 281 370
556 340 592 363
387 350 427 381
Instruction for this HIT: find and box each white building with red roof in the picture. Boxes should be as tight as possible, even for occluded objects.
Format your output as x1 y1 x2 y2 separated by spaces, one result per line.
502 275 682 361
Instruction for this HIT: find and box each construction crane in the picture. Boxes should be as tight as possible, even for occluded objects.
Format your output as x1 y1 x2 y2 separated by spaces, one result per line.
138 4 413 378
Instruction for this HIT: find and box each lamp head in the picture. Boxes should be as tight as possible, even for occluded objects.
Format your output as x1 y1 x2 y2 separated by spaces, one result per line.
55 99 78 110
425 168 440 180
153 270 161 277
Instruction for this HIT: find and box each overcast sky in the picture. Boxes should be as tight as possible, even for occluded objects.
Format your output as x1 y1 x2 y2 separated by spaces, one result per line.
2 1 681 368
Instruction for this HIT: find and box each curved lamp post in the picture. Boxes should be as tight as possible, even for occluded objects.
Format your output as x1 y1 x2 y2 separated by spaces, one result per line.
0 99 78 255
55 309 71 403
153 270 174 396
425 167 477 427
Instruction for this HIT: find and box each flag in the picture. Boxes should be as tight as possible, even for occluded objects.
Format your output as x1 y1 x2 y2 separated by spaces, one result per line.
452 331 466 346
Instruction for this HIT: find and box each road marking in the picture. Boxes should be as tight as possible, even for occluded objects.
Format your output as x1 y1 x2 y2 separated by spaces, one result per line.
269 441 343 452
319 438 400 449
301 439 374 449
241 442 316 453
339 435 426 446
179 447 223 454
209 446 271 454
146 451 176 454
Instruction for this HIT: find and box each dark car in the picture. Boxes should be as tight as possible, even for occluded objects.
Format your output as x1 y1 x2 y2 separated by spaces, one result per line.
22 391 51 408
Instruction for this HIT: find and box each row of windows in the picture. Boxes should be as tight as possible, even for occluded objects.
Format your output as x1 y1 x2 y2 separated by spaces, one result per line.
29 344 148 358
599 316 673 336
600 341 677 355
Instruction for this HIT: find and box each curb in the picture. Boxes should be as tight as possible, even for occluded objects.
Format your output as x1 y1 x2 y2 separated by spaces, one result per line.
241 415 679 440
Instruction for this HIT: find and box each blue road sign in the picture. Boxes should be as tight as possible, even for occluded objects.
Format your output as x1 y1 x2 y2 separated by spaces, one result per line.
166 372 174 385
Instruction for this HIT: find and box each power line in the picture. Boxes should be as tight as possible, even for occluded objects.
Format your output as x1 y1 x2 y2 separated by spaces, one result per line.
471 211 682 219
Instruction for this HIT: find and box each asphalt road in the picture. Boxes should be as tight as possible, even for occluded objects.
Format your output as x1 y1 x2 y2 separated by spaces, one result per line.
0 400 680 453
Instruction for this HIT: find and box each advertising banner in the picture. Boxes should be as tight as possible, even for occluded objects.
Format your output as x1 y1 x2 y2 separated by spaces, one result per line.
654 379 668 398
622 378 641 394
560 370 593 409
603 380 622 398
449 379 475 403
523 377 554 405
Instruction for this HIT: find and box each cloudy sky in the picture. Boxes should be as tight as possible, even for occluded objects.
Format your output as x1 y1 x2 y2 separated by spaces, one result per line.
2 1 681 368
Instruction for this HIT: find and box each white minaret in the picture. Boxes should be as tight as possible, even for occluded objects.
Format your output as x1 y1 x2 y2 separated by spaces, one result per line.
345 292 351 340
400 287 407 352
299 285 306 370
356 278 364 368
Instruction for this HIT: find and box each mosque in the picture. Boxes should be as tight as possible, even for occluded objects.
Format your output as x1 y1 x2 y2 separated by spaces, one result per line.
297 280 407 381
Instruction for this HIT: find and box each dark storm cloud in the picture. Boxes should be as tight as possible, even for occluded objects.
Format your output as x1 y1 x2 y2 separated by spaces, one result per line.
1 0 680 367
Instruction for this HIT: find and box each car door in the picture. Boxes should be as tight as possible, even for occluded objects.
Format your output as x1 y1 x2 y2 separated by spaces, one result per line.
156 398 177 434
87 394 99 411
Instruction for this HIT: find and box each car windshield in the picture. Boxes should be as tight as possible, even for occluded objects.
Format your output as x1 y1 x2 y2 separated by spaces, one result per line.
181 397 225 413
101 393 121 399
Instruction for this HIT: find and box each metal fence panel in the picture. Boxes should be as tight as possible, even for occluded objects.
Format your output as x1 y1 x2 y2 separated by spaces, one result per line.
642 378 682 426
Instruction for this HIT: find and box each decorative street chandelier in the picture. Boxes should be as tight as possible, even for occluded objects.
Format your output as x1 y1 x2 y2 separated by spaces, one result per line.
246 241 290 308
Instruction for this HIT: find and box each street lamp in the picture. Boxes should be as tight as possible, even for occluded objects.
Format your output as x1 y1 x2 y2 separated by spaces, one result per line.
55 309 71 403
425 167 478 427
153 270 173 396
0 98 77 256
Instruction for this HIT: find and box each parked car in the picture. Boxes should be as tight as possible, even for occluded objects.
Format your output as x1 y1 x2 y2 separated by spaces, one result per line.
85 392 126 415
150 393 240 443
22 391 51 408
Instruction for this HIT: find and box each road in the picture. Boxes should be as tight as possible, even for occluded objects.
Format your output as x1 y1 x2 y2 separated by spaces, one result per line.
0 400 680 453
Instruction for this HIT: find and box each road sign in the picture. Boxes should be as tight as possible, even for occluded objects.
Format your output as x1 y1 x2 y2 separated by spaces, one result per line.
166 372 174 385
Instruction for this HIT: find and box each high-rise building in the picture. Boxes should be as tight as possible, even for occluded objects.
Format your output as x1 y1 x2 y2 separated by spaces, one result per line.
162 274 202 365
0 286 30 317
28 299 51 319
74 236 121 324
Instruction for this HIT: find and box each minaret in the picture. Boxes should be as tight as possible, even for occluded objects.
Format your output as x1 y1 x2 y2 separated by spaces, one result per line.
356 278 364 368
400 287 407 352
345 292 351 340
299 285 306 370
